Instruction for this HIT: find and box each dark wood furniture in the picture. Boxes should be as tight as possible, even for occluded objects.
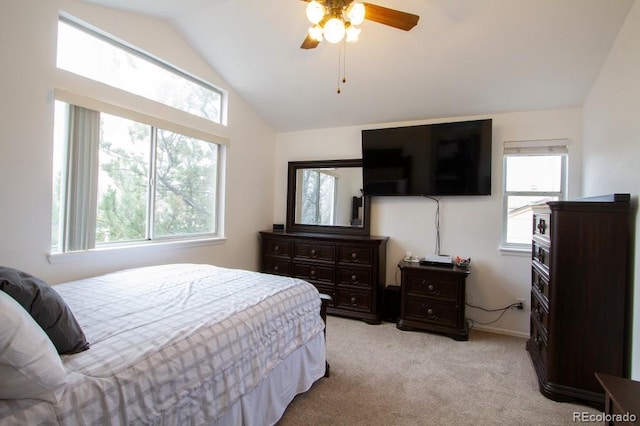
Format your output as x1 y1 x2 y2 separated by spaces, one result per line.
595 373 640 425
397 261 470 341
259 230 388 324
527 194 631 409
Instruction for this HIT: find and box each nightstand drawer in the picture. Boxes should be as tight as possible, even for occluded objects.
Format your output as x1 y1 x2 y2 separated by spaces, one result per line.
405 272 459 301
404 297 459 328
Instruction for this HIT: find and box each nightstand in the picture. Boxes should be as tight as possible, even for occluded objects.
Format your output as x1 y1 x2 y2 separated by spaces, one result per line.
396 261 470 341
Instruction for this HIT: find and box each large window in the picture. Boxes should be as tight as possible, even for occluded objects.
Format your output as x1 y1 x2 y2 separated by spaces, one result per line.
52 103 220 253
52 16 226 254
502 140 568 250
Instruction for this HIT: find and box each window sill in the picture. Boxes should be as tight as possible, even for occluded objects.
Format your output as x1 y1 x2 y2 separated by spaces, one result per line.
499 244 532 256
47 236 226 265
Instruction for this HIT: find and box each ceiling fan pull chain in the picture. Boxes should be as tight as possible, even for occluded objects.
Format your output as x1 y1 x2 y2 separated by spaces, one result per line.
342 39 347 85
337 43 342 93
337 41 347 94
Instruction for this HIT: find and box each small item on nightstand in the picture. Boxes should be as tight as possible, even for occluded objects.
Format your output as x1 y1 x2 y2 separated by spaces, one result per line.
455 256 471 269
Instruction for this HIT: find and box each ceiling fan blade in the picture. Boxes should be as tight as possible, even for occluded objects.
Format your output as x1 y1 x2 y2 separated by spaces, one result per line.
301 34 320 49
362 2 419 31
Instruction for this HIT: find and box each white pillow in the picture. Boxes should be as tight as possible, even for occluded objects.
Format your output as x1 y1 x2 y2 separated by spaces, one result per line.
0 291 67 403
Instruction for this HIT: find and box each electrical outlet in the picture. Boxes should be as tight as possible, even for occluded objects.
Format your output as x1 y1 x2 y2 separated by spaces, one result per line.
516 298 526 310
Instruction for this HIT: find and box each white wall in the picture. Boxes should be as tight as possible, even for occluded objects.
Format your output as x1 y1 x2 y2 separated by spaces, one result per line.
0 0 276 284
583 0 640 379
276 108 583 336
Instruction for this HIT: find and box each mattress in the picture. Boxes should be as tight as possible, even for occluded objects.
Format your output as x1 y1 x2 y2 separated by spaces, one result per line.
0 263 326 425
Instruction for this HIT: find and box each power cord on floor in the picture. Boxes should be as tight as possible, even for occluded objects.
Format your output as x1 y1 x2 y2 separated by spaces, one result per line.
465 301 521 329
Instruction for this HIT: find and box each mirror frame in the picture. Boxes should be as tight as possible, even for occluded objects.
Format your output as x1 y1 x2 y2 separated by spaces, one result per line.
286 159 370 236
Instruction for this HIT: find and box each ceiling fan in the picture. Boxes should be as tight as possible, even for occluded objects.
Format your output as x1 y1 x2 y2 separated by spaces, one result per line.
299 0 420 49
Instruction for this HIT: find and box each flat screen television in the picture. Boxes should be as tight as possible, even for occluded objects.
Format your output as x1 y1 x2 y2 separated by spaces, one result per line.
361 119 492 196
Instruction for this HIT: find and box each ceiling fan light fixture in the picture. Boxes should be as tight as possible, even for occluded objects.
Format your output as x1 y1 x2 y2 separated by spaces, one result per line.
345 2 365 26
324 17 346 43
309 25 324 42
345 25 361 42
306 1 325 24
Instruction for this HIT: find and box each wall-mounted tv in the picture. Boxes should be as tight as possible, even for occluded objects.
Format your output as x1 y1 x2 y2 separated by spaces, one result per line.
361 119 492 196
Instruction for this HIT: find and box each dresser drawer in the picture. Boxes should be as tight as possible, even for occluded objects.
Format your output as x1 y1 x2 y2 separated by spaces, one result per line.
532 241 550 272
337 245 373 266
293 262 334 284
334 288 372 312
262 258 291 276
533 212 551 241
531 291 549 336
293 242 335 262
336 267 372 288
530 321 548 368
263 239 292 258
404 271 459 301
531 265 550 303
404 297 459 328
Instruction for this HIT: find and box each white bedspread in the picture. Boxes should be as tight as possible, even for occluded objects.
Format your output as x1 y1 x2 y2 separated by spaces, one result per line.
0 264 325 425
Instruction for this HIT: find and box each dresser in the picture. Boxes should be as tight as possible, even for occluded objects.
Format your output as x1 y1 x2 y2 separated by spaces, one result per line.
527 194 631 409
259 231 389 324
397 261 470 341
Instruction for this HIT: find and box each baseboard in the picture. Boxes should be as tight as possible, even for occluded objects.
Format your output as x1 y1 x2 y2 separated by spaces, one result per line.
471 324 530 339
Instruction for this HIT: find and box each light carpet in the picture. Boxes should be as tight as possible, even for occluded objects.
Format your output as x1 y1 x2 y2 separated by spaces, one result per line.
278 316 600 425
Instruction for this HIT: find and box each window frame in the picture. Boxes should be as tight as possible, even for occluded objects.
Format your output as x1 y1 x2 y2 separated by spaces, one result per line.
50 14 229 260
57 14 226 126
500 140 569 253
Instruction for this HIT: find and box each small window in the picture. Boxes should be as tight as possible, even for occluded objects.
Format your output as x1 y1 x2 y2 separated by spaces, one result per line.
502 140 568 250
57 16 223 124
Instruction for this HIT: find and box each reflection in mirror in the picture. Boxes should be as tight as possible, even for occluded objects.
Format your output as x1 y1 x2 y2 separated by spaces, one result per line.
286 159 370 235
295 167 363 227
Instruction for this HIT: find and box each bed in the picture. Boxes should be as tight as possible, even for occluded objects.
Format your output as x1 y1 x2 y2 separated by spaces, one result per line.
0 263 328 425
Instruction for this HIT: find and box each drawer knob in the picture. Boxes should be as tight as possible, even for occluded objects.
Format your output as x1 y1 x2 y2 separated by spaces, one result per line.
351 251 359 260
537 248 545 263
537 219 547 234
534 307 541 320
349 295 358 305
534 336 542 350
310 249 318 257
310 269 317 278
273 265 279 272
351 274 358 282
274 245 280 252
422 305 437 318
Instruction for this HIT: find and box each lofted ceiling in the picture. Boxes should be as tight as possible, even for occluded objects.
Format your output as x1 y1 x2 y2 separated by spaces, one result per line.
81 0 634 132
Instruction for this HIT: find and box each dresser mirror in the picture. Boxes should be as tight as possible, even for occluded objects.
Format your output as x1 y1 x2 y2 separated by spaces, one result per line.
286 159 370 235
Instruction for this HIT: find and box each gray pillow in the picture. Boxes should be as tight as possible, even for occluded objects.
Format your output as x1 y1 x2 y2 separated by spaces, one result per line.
0 266 90 354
